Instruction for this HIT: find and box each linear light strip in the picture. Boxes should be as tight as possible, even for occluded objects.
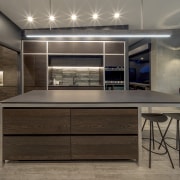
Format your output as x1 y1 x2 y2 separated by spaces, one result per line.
49 66 103 69
26 34 171 38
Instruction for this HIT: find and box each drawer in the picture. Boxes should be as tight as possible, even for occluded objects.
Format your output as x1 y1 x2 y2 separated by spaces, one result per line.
71 136 138 160
71 108 138 134
3 136 70 160
3 108 70 134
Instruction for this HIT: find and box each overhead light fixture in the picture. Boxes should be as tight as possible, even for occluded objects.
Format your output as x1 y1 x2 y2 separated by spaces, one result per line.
27 16 34 22
71 14 77 21
114 13 120 19
49 15 55 22
92 13 99 20
25 29 171 38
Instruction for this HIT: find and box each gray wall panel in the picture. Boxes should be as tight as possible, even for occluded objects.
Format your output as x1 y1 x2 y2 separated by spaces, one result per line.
0 12 21 52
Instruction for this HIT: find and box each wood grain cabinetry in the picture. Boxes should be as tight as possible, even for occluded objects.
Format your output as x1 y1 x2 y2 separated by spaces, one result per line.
23 42 46 53
72 136 138 159
71 108 137 134
105 55 124 67
23 41 126 91
3 108 70 134
105 42 124 54
3 107 138 161
48 42 103 54
24 55 47 92
4 136 71 160
0 46 19 100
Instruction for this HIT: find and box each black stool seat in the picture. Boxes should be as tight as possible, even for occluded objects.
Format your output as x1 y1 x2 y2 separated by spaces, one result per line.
142 113 168 122
164 113 180 120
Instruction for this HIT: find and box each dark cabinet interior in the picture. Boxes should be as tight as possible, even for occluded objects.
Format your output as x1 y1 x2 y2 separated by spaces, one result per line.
129 48 150 90
49 55 103 67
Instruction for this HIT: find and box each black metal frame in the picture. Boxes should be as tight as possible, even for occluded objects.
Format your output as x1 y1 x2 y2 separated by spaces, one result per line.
158 117 180 167
142 119 174 168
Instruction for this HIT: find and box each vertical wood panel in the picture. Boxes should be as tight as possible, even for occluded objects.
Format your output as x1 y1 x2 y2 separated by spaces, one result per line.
24 55 47 92
0 46 18 100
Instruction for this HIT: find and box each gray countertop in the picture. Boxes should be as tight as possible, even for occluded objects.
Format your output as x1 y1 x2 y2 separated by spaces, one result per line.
1 90 180 105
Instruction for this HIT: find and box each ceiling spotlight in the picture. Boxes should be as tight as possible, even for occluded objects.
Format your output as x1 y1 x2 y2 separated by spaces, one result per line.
71 14 77 21
27 16 33 22
49 15 55 21
92 13 98 20
114 13 120 19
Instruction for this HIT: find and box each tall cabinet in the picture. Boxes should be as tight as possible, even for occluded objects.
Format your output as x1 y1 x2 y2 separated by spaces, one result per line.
0 46 19 100
22 41 126 92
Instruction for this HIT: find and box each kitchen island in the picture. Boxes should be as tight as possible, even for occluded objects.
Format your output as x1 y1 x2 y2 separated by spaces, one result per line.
0 90 180 166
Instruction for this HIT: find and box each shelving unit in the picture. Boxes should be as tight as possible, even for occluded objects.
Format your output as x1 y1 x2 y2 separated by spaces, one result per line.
22 41 126 92
104 42 125 90
48 67 103 88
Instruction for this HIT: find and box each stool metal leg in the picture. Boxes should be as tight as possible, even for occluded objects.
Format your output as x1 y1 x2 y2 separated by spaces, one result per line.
177 120 179 150
152 122 155 150
158 118 173 150
149 121 152 168
177 120 180 167
142 119 147 131
157 122 174 169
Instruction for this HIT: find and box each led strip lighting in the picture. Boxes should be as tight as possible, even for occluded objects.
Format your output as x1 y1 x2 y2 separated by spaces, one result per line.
26 34 171 38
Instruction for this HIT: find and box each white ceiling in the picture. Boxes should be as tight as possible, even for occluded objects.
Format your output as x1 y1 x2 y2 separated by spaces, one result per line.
0 0 180 30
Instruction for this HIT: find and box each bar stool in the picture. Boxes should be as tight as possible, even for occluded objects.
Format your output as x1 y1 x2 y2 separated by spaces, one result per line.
142 113 174 168
159 113 180 167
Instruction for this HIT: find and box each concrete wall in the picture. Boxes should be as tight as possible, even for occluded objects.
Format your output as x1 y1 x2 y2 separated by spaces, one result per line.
0 12 21 52
151 30 180 95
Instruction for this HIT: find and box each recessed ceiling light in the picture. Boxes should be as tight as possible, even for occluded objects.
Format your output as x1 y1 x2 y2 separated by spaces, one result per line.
27 16 33 22
49 15 55 22
92 13 98 20
114 13 120 19
71 14 77 21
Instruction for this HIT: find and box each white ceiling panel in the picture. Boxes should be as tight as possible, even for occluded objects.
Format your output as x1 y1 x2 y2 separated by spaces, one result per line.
0 0 179 30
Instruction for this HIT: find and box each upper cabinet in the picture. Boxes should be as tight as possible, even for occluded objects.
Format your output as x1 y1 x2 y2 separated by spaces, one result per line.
48 42 103 54
105 42 124 54
23 42 47 53
22 41 126 91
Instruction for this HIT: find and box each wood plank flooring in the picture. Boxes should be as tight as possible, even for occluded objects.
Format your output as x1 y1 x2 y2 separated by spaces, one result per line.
0 107 180 180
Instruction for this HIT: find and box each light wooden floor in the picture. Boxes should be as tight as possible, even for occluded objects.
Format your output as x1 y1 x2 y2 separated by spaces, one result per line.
0 107 180 180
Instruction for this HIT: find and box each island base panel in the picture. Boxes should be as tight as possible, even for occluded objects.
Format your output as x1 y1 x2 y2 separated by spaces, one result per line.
71 136 138 160
3 136 71 160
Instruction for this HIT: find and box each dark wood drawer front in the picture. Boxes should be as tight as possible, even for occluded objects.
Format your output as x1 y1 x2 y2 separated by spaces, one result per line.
48 42 103 53
71 109 138 134
72 136 138 160
23 42 46 53
3 136 70 160
3 109 70 134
